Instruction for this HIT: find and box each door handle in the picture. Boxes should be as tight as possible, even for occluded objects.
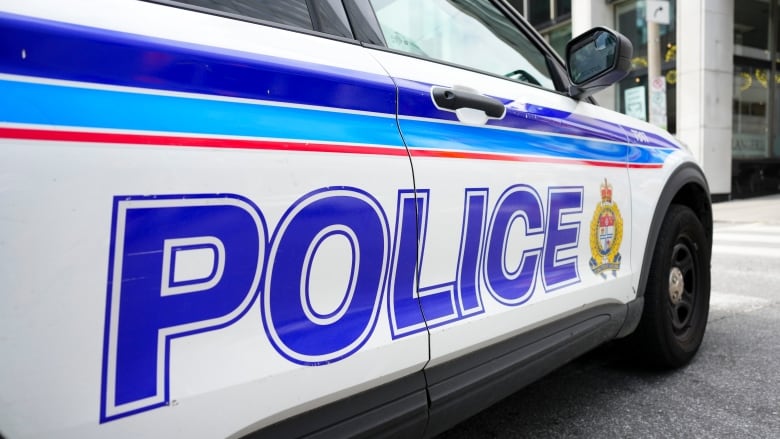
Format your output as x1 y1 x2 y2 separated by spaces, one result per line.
431 86 506 120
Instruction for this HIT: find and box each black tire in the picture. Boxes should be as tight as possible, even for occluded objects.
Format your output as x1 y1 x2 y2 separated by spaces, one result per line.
628 204 711 368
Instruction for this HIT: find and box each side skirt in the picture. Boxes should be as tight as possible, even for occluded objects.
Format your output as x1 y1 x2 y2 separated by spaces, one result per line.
241 302 629 438
423 303 628 437
239 372 428 439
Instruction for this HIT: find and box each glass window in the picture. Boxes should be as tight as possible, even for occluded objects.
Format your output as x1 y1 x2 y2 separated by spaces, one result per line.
172 0 313 30
545 24 571 59
529 1 551 26
556 0 571 16
731 0 780 197
734 0 771 52
774 0 780 158
311 0 352 38
506 0 524 15
732 61 770 159
169 0 354 37
370 0 556 90
615 0 677 133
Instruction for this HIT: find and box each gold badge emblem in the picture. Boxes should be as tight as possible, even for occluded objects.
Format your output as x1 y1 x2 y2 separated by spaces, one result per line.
589 179 623 278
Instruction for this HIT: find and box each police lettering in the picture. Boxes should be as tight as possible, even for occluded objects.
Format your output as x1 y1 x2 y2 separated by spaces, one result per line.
101 185 582 421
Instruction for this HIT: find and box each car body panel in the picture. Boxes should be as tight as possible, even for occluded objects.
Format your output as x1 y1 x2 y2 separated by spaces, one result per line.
368 48 643 366
0 2 427 437
0 1 710 438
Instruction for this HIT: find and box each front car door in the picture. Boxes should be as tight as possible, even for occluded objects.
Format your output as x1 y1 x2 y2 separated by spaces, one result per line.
363 0 644 432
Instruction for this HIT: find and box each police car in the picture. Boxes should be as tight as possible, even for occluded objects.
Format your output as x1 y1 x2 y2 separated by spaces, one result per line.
0 0 712 437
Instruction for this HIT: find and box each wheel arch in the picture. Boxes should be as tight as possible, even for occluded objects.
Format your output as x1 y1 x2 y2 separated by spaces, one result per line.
617 162 712 338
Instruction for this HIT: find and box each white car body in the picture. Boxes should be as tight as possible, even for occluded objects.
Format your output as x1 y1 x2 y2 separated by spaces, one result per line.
0 1 712 438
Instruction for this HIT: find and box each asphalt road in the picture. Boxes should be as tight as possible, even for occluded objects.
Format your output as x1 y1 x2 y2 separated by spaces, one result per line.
438 195 780 438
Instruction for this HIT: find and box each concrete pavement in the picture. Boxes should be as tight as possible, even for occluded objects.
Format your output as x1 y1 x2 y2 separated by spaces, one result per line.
712 194 780 224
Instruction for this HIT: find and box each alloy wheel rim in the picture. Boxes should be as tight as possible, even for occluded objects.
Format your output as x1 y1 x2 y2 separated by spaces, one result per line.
669 241 697 336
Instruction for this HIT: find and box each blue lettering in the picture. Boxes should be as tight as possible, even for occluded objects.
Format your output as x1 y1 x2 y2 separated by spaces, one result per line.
102 182 591 422
101 195 266 422
543 187 583 291
389 190 459 335
456 189 488 317
484 185 544 306
388 190 429 337
263 188 389 365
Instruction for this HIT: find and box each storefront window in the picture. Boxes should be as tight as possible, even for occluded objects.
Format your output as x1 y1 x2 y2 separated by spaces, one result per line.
513 0 571 59
731 0 779 197
733 62 770 159
506 0 523 16
615 0 677 133
734 0 771 52
546 24 571 58
774 0 780 158
733 0 771 161
522 0 570 27
556 0 571 16
529 1 551 25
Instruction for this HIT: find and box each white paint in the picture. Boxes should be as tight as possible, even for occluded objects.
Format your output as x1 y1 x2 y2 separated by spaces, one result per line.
714 233 780 245
710 291 771 313
712 245 780 258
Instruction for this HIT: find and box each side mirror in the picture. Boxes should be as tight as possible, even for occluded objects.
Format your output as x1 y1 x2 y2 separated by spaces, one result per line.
566 27 633 99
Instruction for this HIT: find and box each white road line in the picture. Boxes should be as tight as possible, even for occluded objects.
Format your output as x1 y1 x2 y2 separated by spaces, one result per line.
716 223 780 234
713 233 780 244
716 268 780 280
712 245 780 258
710 291 771 313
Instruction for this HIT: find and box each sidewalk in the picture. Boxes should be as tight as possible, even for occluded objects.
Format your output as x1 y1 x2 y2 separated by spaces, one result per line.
712 194 780 224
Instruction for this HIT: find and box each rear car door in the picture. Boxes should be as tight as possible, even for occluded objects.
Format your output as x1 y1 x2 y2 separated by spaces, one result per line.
0 0 428 437
363 0 639 429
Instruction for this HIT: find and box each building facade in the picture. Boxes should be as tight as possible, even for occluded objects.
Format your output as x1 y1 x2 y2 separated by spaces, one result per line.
511 0 780 200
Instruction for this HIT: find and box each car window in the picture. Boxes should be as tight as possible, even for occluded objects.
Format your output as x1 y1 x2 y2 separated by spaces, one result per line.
170 0 352 38
369 0 556 90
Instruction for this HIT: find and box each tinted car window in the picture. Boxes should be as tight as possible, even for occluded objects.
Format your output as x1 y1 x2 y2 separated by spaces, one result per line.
175 0 312 28
311 0 353 38
370 0 555 89
173 0 353 37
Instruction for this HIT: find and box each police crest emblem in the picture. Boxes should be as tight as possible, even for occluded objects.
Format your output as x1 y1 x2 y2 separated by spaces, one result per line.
589 179 623 277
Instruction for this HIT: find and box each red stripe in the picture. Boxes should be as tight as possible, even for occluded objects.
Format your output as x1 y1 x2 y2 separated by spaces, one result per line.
0 127 408 157
0 126 663 168
410 148 663 169
627 163 665 169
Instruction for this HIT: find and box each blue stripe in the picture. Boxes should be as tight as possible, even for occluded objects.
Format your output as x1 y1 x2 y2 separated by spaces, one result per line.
0 12 396 115
399 119 631 162
628 143 674 164
1 76 671 164
0 79 405 147
0 12 675 163
395 79 679 150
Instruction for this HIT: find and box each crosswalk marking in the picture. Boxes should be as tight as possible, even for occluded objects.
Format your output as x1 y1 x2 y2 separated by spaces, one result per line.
713 222 780 258
713 233 780 244
712 245 780 258
709 291 771 313
717 267 780 279
716 223 780 234
709 219 777 317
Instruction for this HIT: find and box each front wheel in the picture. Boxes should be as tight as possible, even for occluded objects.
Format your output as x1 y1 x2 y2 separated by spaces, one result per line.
628 204 711 368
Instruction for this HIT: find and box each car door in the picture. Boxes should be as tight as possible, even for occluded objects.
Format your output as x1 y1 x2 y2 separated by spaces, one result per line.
363 0 637 423
0 0 429 437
